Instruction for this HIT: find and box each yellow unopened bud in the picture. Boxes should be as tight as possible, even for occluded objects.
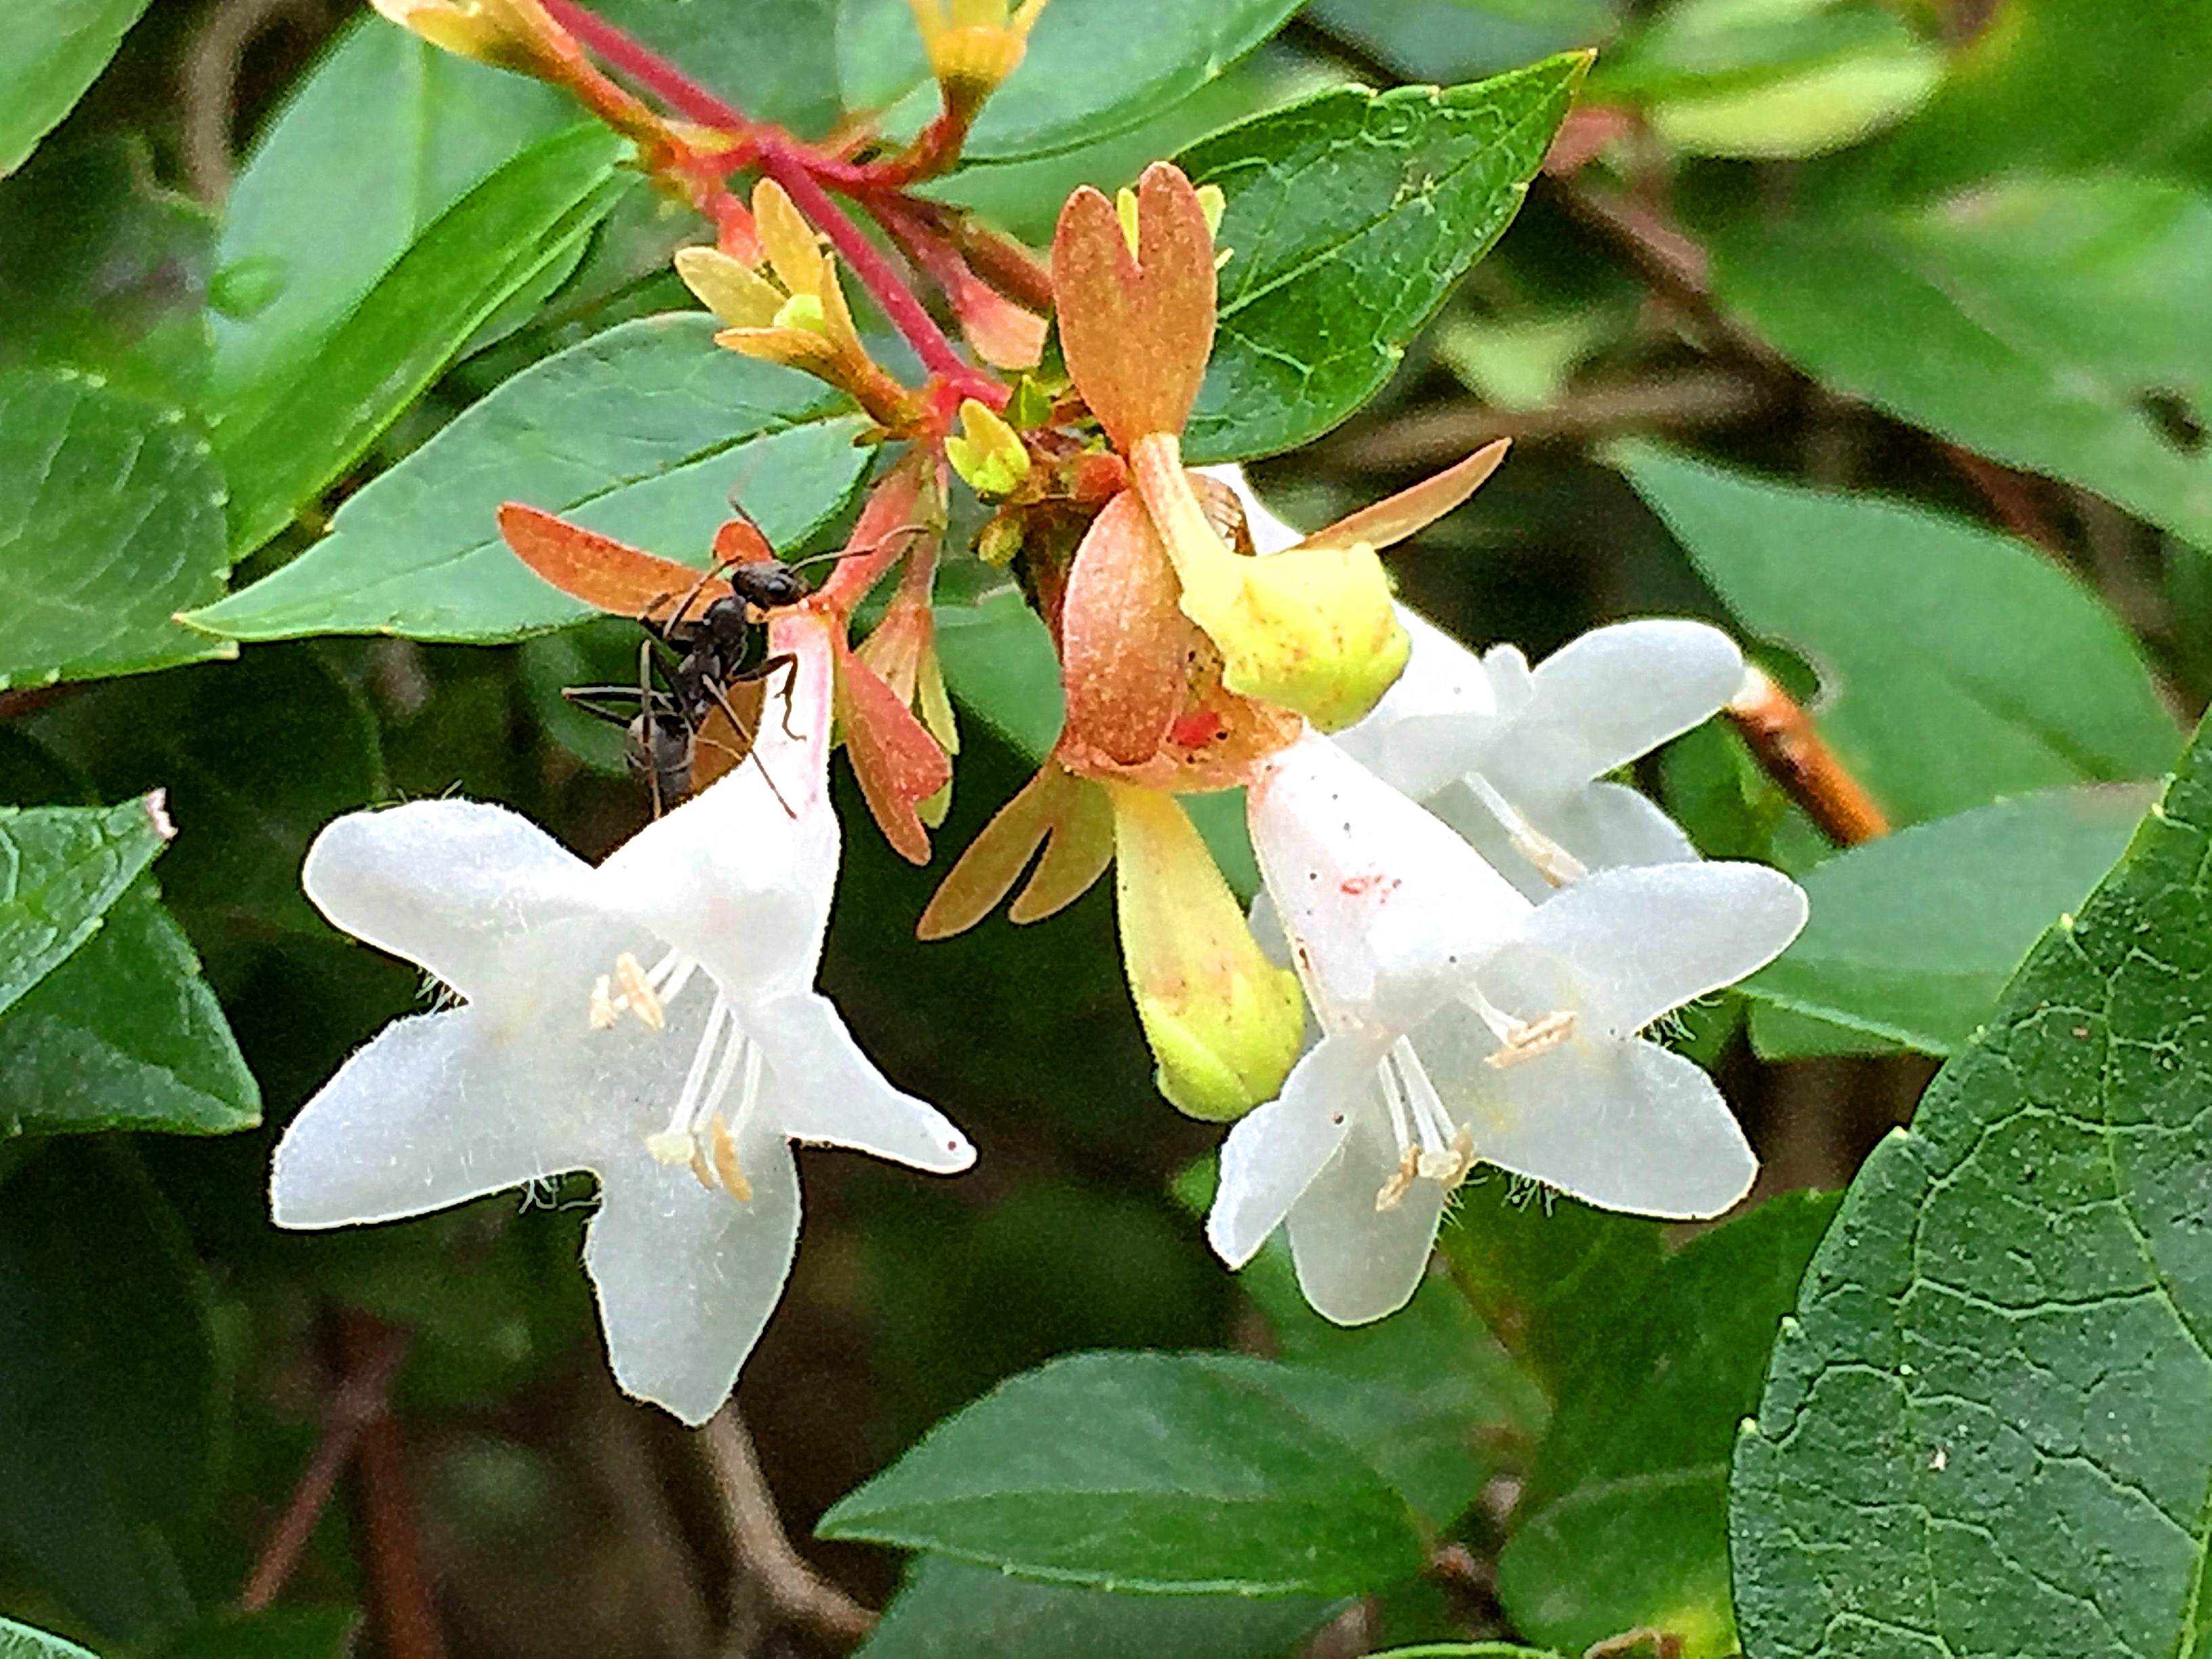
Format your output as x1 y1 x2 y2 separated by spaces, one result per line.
1133 436 1409 732
371 0 559 65
1108 783 1304 1121
773 292 829 335
908 0 1048 102
945 399 1031 497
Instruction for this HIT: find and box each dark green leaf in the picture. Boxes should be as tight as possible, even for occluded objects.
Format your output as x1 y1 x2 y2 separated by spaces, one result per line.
0 1619 100 1659
1439 1180 1668 1397
1743 785 2152 1058
0 794 168 1019
0 1143 219 1642
0 370 232 688
1830 0 2212 199
163 1607 359 1659
24 648 384 938
840 0 1298 163
1496 1194 1840 1659
597 0 844 138
856 1555 1338 1659
1732 710 2212 1659
191 314 867 642
1304 0 1614 83
0 136 216 403
1711 176 2212 554
935 586 1062 760
209 18 575 406
1617 443 2179 823
212 123 634 557
817 1349 1427 1595
0 0 152 174
0 877 258 1137
1181 56 1586 462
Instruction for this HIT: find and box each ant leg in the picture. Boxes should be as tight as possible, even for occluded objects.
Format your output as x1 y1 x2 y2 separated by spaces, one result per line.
697 676 799 821
750 653 802 738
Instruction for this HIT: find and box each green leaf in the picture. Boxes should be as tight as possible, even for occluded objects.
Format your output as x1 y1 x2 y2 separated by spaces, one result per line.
1439 1180 1668 1397
209 16 575 406
935 586 1062 760
839 0 1299 163
1617 443 2179 823
0 0 152 175
0 1142 220 1642
163 1608 359 1659
1711 176 2212 554
0 877 258 1137
1742 784 2152 1059
0 794 169 1021
0 369 232 689
0 136 217 404
1366 1647 1568 1659
1830 0 2212 199
598 0 844 138
212 123 634 557
817 1349 1427 1595
1181 56 1586 462
856 1555 1338 1659
1303 0 1615 83
0 1619 100 1659
1731 709 2212 1658
1496 1194 1841 1659
190 314 867 642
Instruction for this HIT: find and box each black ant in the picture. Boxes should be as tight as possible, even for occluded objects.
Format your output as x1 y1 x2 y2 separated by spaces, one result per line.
564 518 825 817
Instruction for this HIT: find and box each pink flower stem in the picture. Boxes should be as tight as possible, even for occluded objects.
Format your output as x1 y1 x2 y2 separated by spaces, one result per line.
541 0 752 131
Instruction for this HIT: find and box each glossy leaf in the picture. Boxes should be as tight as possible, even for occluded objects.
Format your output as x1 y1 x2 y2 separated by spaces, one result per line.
0 795 169 1020
1618 444 2179 823
0 0 152 175
1181 56 1585 462
838 0 1300 163
190 315 866 642
935 587 1063 760
1732 711 2212 1659
1495 1194 1841 1659
0 1143 219 1643
857 1555 1337 1659
1303 0 1613 83
0 877 259 1137
1743 785 2152 1059
209 17 574 406
1712 177 2212 554
0 369 231 689
212 123 634 556
0 1620 100 1659
817 1349 1428 1595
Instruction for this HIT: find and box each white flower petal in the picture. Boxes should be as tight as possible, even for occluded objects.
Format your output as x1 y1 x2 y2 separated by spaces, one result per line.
1511 861 1807 1036
1251 732 1529 1022
597 766 835 1004
1509 619 1742 788
270 1009 603 1227
749 993 975 1172
1460 1036 1757 1220
1206 1035 1375 1268
584 1139 802 1425
1543 779 1701 873
1284 1099 1448 1325
302 800 598 997
1334 609 1501 800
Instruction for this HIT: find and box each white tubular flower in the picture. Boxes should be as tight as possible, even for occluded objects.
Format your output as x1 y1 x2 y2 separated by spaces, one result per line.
1201 463 1744 897
1209 733 1805 1326
270 613 975 1425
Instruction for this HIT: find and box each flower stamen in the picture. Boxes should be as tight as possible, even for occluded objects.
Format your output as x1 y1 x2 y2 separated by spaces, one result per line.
1463 773 1587 888
1486 1010 1577 1067
1373 1037 1475 1209
614 951 666 1029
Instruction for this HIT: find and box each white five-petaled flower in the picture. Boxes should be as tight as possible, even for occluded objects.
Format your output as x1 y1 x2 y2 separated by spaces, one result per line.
270 611 975 1424
1203 463 1745 897
1208 732 1805 1326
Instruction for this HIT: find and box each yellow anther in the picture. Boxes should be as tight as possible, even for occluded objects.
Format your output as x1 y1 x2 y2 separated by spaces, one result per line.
646 1130 695 1166
589 975 620 1029
1486 1010 1577 1068
1418 1127 1477 1186
614 952 665 1030
1374 1145 1422 1212
708 1115 752 1202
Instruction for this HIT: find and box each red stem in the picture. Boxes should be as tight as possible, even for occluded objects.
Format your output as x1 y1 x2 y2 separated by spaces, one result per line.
541 0 750 131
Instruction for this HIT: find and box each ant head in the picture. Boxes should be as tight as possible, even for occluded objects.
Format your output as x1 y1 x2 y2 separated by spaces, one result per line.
724 560 811 610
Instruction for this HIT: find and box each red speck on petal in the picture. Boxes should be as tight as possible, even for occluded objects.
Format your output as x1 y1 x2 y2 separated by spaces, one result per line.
1170 711 1227 747
1339 873 1401 899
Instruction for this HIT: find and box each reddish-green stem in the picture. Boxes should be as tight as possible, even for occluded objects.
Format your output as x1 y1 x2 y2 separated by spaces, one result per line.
542 0 751 131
